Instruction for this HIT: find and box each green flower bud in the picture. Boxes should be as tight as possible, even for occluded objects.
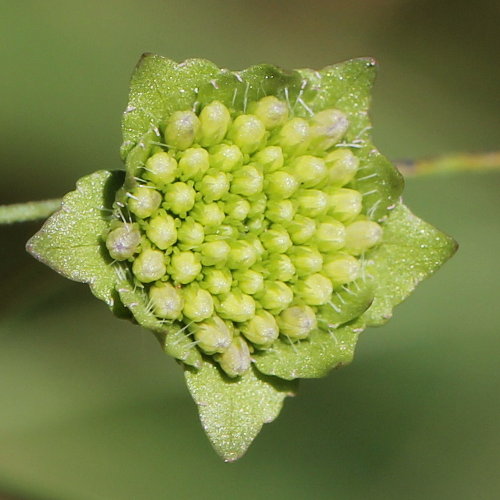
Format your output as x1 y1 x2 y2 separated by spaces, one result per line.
198 100 231 147
264 171 299 199
233 269 264 295
230 164 264 197
216 290 256 322
290 155 327 188
245 234 266 257
223 195 251 221
315 218 345 252
326 188 362 222
200 240 230 266
258 281 294 312
176 219 204 249
227 114 266 154
260 225 292 254
241 310 279 347
227 241 258 269
285 214 316 244
294 189 329 217
289 246 323 276
323 149 359 187
196 170 230 202
322 254 360 286
178 147 210 181
265 199 295 224
201 268 233 295
266 254 295 282
344 220 383 255
169 251 201 284
132 248 167 283
209 144 244 172
208 224 238 239
274 117 310 156
127 186 162 218
144 152 178 186
190 202 225 228
215 336 251 378
192 315 233 354
247 193 268 218
146 212 177 250
277 305 317 340
165 110 200 150
309 109 349 152
106 223 141 261
246 216 266 233
182 284 214 322
248 95 289 129
163 182 196 216
149 282 183 320
253 146 284 173
294 273 333 306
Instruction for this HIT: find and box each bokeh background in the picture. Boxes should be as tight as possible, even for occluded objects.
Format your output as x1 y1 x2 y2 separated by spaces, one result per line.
1 1 499 499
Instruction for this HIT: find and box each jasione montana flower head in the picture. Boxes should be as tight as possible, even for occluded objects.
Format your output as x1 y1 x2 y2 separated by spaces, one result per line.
27 55 456 461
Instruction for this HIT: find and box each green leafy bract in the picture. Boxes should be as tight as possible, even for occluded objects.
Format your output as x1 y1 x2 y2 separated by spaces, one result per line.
26 170 124 313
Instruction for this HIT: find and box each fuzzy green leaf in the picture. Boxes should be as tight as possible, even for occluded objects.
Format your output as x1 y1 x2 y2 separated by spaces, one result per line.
185 361 297 461
26 170 124 311
363 203 458 326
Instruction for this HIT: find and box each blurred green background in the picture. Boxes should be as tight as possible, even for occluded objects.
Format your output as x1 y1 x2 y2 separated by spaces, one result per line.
1 1 499 499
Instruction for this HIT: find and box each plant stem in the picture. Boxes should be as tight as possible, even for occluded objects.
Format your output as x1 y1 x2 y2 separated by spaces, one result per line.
396 151 500 177
0 199 62 225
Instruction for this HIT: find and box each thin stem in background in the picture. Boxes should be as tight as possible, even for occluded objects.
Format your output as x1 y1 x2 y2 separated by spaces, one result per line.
0 199 62 225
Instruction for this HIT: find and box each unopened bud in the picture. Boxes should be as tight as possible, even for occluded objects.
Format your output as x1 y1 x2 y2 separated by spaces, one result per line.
209 144 243 172
163 182 196 215
192 315 233 354
132 248 167 283
201 268 233 295
146 212 177 250
344 220 383 255
227 114 266 154
169 251 201 284
277 305 317 340
224 195 251 221
149 282 183 319
274 117 310 156
216 290 256 322
253 146 284 173
289 246 323 276
260 225 292 254
144 152 178 186
178 147 210 181
267 254 295 282
326 188 362 222
176 219 204 249
227 241 258 269
309 109 349 151
241 310 279 347
200 240 230 266
294 189 329 217
258 281 294 312
165 110 200 150
106 223 141 261
323 254 360 286
290 155 327 187
285 215 316 244
196 170 230 202
190 202 225 228
265 199 295 224
248 96 289 129
198 101 231 147
230 164 264 196
264 171 299 199
182 284 214 322
315 218 345 252
323 149 359 187
127 186 162 218
233 269 264 295
215 336 251 378
294 273 333 306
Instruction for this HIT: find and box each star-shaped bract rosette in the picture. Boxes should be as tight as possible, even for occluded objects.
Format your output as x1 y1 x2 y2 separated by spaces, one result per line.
27 54 456 461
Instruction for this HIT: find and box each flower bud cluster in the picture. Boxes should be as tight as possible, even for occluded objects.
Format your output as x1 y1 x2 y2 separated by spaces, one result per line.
107 96 383 377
